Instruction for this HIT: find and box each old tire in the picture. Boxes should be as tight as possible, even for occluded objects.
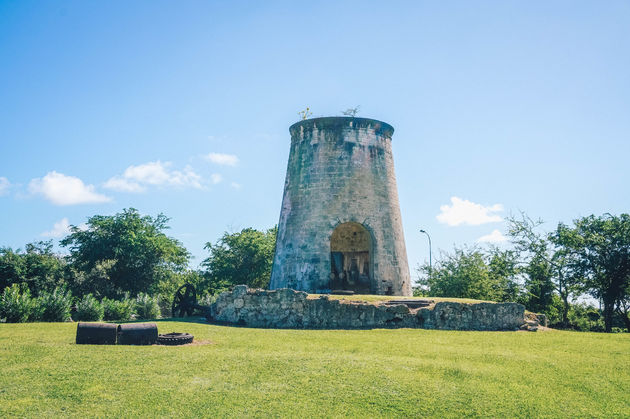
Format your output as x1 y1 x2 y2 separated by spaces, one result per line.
157 332 193 345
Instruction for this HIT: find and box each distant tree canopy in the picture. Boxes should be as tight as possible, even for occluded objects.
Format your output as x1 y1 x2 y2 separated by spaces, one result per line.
201 226 277 294
60 208 190 298
417 212 630 332
416 246 519 302
2 207 628 332
553 214 630 332
0 241 67 297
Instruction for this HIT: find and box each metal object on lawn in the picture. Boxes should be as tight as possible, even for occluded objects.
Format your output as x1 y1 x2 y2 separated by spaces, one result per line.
172 283 206 317
76 322 118 345
117 323 158 345
157 332 194 345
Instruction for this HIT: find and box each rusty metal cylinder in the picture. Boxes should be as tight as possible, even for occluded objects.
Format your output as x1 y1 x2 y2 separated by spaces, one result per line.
117 323 158 345
76 322 118 345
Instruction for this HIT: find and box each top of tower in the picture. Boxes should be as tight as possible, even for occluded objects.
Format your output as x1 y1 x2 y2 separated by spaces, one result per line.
289 117 394 139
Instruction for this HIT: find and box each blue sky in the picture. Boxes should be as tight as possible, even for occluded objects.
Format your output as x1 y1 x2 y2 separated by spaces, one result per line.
1 1 629 279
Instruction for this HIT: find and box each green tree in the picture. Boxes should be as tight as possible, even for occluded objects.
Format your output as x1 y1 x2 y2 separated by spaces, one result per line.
554 214 630 332
202 226 277 293
0 247 25 292
507 214 581 325
487 247 521 302
0 241 66 297
522 253 555 314
416 246 520 302
618 280 630 332
60 208 189 298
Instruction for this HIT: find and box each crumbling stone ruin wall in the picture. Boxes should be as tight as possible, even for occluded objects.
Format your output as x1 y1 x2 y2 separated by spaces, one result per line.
209 286 526 331
269 117 411 296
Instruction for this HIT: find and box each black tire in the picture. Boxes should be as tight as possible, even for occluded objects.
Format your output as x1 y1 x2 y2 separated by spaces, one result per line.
157 332 194 345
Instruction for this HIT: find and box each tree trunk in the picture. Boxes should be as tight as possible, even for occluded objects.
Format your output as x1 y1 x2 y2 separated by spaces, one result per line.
603 299 614 333
621 309 630 333
561 291 569 328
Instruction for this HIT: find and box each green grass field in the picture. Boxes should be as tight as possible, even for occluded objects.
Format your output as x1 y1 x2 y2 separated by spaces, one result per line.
1 321 628 418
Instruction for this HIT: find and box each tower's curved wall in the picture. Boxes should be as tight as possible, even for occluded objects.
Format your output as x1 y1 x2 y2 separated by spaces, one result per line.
269 117 411 296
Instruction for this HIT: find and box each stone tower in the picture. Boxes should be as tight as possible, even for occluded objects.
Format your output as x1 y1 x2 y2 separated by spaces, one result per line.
269 117 411 296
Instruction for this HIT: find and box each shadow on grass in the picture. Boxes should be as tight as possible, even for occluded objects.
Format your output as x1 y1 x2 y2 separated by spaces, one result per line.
115 316 210 325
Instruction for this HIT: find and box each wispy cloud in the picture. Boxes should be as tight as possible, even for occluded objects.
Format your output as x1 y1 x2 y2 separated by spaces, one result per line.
41 218 71 238
477 229 508 243
436 196 503 226
0 177 10 196
29 172 111 205
104 161 202 192
203 152 239 166
210 173 223 184
230 182 242 189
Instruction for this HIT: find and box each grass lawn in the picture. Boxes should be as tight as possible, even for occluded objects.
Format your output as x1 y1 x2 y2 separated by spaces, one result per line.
308 294 492 304
1 321 628 418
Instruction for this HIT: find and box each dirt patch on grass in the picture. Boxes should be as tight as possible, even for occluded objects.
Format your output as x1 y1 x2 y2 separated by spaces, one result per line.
187 339 214 346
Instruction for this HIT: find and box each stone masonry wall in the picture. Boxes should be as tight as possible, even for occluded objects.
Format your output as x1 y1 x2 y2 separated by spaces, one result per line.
209 286 526 331
269 117 411 296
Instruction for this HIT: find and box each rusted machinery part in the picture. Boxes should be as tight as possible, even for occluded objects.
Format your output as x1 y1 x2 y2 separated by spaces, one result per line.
172 283 198 317
157 332 194 346
118 322 158 345
76 322 118 345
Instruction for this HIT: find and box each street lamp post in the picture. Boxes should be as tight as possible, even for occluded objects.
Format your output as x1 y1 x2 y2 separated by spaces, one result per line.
419 229 432 277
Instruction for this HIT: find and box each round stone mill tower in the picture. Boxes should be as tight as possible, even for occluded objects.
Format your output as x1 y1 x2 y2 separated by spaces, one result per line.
269 117 411 296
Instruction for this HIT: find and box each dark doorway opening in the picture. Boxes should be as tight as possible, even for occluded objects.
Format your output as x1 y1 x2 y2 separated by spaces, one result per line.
330 222 372 293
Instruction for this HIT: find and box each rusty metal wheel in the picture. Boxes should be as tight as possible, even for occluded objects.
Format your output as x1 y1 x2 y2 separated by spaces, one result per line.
157 332 194 345
172 283 197 317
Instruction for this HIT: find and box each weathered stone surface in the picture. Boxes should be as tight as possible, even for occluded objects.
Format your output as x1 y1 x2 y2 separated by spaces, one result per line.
209 286 525 331
269 117 411 296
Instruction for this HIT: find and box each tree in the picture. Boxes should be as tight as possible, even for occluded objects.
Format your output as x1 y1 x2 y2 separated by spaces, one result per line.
507 214 581 325
202 226 277 293
0 247 25 292
487 247 521 302
60 208 189 298
416 246 520 302
0 241 66 296
618 279 630 332
554 214 630 332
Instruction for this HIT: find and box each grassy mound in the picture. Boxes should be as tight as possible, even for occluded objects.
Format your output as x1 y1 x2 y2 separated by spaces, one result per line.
0 321 628 417
308 294 492 304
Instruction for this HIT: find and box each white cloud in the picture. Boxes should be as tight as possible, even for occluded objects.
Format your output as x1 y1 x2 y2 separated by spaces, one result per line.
104 161 202 192
203 153 239 166
230 182 242 189
103 177 146 193
41 218 71 238
477 229 508 243
210 173 223 184
29 171 111 205
436 196 503 226
0 177 10 196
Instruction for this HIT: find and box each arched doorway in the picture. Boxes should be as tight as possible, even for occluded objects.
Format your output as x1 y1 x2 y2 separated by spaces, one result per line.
330 222 372 293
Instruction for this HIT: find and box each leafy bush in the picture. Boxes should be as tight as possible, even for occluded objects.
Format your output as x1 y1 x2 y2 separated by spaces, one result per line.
74 294 104 321
102 296 135 321
135 293 160 319
0 284 35 322
198 293 216 307
157 292 172 318
36 287 73 322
